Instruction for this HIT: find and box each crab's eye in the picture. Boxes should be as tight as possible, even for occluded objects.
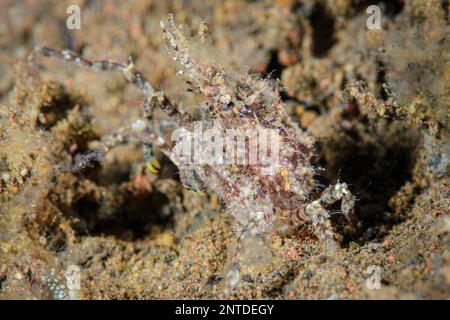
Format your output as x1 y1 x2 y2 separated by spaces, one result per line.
240 105 252 115
221 101 234 111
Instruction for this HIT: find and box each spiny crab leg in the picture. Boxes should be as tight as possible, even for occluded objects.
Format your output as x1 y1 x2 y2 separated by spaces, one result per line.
32 46 187 172
32 46 190 127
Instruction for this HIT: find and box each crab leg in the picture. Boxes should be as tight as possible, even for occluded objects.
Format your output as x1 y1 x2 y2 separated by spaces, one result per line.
33 46 189 126
33 46 188 172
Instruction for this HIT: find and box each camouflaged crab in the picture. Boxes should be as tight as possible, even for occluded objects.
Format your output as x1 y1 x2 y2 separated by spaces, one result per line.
34 15 357 255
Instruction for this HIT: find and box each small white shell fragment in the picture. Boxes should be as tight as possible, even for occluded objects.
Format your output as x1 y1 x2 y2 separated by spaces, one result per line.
226 268 240 289
131 119 146 131
1 172 11 182
20 168 29 177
